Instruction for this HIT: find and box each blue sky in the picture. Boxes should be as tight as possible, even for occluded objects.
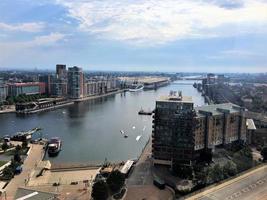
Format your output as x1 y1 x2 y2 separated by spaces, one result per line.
0 0 267 72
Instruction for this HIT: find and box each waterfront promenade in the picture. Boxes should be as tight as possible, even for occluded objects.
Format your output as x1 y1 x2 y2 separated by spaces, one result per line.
126 137 174 200
5 144 45 198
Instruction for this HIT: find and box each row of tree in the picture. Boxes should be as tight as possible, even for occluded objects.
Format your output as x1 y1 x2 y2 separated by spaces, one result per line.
1 143 28 180
92 170 125 200
5 94 48 105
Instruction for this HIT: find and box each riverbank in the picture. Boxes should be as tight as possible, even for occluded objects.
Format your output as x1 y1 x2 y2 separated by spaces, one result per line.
73 89 127 102
17 101 74 114
0 105 15 114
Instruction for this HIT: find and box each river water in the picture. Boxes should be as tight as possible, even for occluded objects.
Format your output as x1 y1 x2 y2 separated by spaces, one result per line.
0 80 204 164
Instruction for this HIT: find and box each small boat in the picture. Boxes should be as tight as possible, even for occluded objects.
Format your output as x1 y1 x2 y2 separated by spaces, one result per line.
48 137 62 157
132 126 136 130
124 135 128 138
120 130 125 134
138 108 153 115
136 135 142 141
129 84 144 92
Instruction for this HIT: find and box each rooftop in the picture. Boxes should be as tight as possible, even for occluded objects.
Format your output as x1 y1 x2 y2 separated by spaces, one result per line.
157 91 193 103
195 103 243 116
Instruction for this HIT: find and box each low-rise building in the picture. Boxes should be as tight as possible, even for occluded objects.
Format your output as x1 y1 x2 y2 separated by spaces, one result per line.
7 82 45 97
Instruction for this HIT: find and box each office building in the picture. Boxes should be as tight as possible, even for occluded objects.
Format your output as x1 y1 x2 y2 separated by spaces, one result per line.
152 91 248 167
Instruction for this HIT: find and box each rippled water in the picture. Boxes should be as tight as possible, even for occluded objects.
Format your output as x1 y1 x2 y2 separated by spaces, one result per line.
0 80 204 164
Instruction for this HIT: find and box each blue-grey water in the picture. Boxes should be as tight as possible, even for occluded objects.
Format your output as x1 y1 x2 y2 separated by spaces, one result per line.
0 80 204 164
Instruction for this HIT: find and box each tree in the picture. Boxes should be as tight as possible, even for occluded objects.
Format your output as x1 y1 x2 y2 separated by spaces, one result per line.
1 142 9 151
106 170 125 193
14 153 22 163
223 161 237 178
2 166 14 180
261 146 267 161
22 141 28 149
172 163 193 179
207 164 224 184
15 145 22 153
91 181 109 200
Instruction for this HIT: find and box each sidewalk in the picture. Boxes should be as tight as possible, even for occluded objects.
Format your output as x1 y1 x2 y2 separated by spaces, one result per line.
186 164 267 200
4 144 45 198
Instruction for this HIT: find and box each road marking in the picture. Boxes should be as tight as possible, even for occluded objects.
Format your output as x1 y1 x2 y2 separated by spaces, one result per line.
225 177 267 199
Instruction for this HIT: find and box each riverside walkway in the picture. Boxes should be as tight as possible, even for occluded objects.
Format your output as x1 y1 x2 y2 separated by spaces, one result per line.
4 144 45 199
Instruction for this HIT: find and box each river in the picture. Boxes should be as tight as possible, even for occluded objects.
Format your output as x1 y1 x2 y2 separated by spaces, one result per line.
0 80 204 164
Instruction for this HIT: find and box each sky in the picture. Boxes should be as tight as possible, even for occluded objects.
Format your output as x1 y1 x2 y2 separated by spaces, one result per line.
0 0 267 73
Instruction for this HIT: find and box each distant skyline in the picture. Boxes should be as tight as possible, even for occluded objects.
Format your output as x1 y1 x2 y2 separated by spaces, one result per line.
0 0 267 73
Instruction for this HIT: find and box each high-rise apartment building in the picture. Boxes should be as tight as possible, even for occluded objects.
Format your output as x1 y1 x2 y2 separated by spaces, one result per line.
56 64 67 79
67 66 84 99
39 75 52 95
0 78 7 103
152 91 248 167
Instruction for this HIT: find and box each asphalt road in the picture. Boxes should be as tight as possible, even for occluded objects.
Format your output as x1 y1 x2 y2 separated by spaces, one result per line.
187 165 267 200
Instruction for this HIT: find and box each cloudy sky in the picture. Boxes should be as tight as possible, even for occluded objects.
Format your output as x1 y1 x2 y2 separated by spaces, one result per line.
0 0 267 72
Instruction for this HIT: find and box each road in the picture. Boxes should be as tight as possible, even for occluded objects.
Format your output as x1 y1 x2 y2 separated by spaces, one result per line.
4 144 45 198
187 165 267 200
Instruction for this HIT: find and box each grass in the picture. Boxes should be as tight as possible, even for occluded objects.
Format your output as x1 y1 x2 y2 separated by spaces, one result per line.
0 160 8 167
4 147 29 156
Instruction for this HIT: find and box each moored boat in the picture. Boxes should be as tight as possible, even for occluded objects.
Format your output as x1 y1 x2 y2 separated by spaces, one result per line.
129 84 144 92
48 137 62 157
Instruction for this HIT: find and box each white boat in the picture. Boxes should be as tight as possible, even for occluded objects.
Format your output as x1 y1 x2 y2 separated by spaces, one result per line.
129 84 144 92
136 135 142 141
48 137 62 157
120 130 125 134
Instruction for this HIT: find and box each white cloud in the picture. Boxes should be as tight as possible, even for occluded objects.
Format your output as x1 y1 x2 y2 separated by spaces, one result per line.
0 32 66 51
0 22 45 32
0 32 66 65
221 50 262 57
56 0 267 45
31 32 66 46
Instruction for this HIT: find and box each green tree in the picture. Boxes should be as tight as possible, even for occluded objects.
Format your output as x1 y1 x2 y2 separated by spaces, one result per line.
14 153 22 163
261 146 267 161
1 142 9 151
2 166 14 180
106 170 125 193
22 141 28 149
207 164 224 184
173 163 193 179
15 145 22 153
91 181 109 200
223 161 237 178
